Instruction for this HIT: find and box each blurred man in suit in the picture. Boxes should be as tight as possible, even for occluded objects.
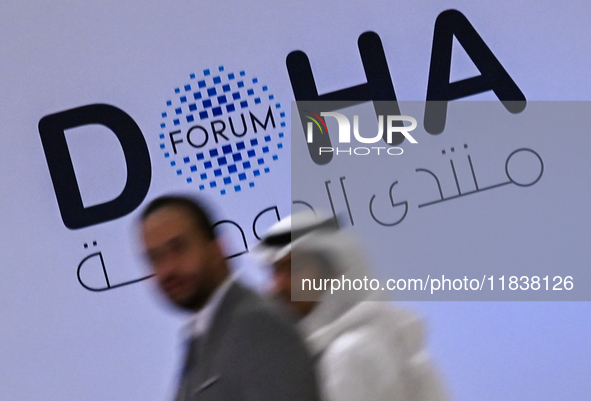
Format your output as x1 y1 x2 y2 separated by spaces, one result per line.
140 195 319 401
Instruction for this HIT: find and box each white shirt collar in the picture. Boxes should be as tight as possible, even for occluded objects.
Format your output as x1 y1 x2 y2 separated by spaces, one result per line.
186 276 234 338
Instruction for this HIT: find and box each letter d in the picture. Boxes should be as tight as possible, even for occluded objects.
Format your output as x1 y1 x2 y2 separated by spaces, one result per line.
39 104 151 229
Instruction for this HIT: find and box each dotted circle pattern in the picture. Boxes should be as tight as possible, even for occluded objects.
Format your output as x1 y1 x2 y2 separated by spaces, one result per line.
159 66 286 195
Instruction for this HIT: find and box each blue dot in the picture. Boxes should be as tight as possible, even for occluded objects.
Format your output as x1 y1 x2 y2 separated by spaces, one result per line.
161 112 167 118
207 87 217 96
187 177 192 183
180 95 186 102
218 95 227 104
228 73 235 80
252 78 258 83
234 185 241 192
200 173 207 179
254 170 260 176
186 115 194 122
218 156 227 166
176 169 182 175
164 152 170 157
160 123 166 128
222 84 231 92
175 108 182 115
254 98 261 104
262 86 268 91
223 177 232 185
226 104 235 112
240 71 245 76
198 80 206 88
269 95 274 100
243 161 251 169
204 69 211 76
250 138 258 146
190 73 196 79
232 92 241 100
173 119 180 126
264 135 271 142
196 152 204 160
204 161 212 169
159 134 165 139
264 167 270 173
279 133 284 138
160 143 165 149
278 143 283 149
258 158 264 165
222 144 233 154
275 103 281 108
214 169 222 177
249 182 255 187
247 89 254 96
237 81 244 88
202 99 212 108
170 161 176 166
209 149 219 157
199 184 205 190
232 153 242 162
212 107 223 117
240 101 248 108
280 122 286 127
236 141 245 150
194 92 202 100
210 181 217 188
247 149 256 158
166 100 172 106
280 112 285 118
238 173 246 181
189 104 197 111
183 157 190 163
221 189 226 195
199 111 208 119
218 66 224 72
190 165 197 172
184 85 191 91
262 146 269 153
175 88 180 93
272 155 278 160
213 76 221 84
228 164 238 174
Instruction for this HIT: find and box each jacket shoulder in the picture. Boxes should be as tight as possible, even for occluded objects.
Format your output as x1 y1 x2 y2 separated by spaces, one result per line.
211 282 320 400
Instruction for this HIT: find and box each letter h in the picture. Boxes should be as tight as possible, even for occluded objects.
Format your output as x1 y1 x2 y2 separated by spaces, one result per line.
287 32 403 165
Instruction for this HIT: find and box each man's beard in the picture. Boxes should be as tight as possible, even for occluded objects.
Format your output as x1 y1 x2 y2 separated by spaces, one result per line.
175 279 218 312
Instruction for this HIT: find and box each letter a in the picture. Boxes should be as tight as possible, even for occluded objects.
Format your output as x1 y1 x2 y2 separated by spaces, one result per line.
425 10 526 134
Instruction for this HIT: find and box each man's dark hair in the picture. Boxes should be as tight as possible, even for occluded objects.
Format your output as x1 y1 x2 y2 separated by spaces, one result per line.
141 195 216 240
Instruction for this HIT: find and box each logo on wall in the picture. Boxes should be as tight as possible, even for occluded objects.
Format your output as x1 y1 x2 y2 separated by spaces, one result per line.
158 66 285 195
38 67 287 292
36 8 530 294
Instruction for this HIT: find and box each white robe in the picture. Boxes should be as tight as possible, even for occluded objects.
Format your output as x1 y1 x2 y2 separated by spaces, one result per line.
302 300 449 401
293 228 449 401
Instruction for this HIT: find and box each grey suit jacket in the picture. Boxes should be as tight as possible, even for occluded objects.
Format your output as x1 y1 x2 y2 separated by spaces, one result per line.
175 282 320 401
